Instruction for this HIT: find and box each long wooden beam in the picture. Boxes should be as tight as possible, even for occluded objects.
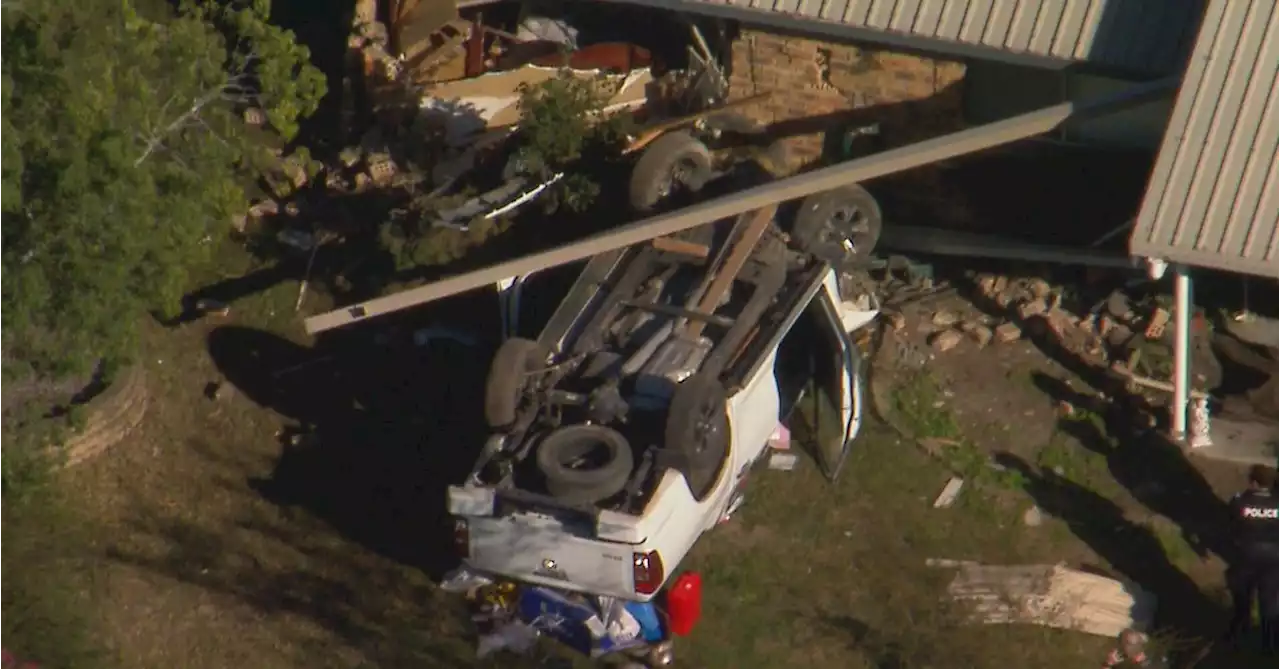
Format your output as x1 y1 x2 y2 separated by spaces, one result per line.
304 78 1175 335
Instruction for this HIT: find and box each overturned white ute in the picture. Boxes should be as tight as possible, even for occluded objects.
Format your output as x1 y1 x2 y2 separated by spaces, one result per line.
448 181 884 601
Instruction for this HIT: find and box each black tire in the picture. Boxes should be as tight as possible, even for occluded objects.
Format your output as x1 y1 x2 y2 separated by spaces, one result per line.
792 184 883 266
537 425 635 505
484 337 544 430
629 131 713 213
664 373 730 501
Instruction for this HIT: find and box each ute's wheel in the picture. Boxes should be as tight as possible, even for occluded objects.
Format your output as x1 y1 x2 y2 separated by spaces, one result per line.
792 184 883 266
629 131 713 213
664 372 730 501
484 337 544 430
537 425 635 504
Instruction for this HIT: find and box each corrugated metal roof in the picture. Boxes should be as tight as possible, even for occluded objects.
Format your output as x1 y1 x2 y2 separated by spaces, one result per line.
1129 0 1278 279
626 0 1204 75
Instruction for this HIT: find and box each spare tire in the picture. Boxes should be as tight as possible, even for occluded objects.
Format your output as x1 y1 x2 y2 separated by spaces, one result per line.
792 184 882 266
664 372 730 501
537 425 635 504
629 131 713 213
485 337 544 430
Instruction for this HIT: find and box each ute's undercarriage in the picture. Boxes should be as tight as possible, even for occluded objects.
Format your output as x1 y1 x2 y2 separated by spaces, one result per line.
471 199 836 514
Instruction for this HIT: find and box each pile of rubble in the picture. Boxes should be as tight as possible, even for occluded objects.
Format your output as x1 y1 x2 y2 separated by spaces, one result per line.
877 267 1222 418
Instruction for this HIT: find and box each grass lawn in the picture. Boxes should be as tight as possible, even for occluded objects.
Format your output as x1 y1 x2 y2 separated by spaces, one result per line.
3 241 1269 669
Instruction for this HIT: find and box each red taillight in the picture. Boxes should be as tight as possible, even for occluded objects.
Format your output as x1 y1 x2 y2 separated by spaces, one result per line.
633 550 664 595
453 518 470 558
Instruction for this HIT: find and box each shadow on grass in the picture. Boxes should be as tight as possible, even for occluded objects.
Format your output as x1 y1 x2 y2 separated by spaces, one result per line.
993 451 1223 663
101 306 519 668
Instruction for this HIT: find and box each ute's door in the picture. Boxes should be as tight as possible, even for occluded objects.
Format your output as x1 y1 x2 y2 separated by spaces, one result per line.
793 293 863 481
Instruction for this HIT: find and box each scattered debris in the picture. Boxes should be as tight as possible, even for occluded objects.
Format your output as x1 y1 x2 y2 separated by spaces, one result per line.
931 310 960 328
935 561 1156 638
994 322 1022 343
932 477 965 508
885 311 907 332
962 322 993 347
768 423 791 451
277 229 316 252
768 452 798 471
194 298 231 318
930 329 963 352
1027 278 1051 300
1110 365 1210 399
1057 400 1075 417
1143 307 1170 340
1018 298 1048 320
243 107 267 126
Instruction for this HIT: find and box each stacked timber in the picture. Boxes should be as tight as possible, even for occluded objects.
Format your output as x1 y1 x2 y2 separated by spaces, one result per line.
942 562 1156 638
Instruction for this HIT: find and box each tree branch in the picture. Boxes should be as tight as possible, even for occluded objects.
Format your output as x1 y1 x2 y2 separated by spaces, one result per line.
133 56 259 167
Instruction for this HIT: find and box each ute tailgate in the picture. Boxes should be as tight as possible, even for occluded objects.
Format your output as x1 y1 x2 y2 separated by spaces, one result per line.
467 513 636 596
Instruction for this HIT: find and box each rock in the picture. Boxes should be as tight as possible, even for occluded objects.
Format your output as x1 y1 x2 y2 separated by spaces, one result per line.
963 323 993 347
994 290 1017 309
1027 278 1052 300
932 310 961 328
1018 299 1048 320
243 107 267 127
1057 400 1075 417
995 322 1022 343
1105 323 1135 348
194 298 230 317
1023 505 1044 527
930 330 963 352
353 172 372 191
231 213 248 233
885 311 907 332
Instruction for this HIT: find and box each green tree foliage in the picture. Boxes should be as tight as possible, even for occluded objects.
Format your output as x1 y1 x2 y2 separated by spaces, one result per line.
1 0 325 378
513 72 633 211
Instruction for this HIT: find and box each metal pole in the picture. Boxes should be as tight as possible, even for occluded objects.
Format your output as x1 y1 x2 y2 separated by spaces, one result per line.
303 78 1177 335
1171 264 1191 439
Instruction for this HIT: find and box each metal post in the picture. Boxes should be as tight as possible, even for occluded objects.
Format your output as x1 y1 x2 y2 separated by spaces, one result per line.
1171 264 1192 439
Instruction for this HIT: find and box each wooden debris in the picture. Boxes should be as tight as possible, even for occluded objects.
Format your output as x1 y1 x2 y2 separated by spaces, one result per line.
933 477 965 508
936 561 1156 638
651 236 710 259
1109 365 1210 399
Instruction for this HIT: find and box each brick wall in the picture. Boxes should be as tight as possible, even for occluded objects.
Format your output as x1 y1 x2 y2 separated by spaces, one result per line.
728 28 966 166
726 28 972 225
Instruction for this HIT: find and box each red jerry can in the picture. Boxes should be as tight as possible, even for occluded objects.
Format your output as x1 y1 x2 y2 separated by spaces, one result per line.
665 572 703 637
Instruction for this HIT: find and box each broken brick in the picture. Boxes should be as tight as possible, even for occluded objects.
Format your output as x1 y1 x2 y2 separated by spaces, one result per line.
995 322 1022 343
1018 299 1048 320
930 330 963 352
